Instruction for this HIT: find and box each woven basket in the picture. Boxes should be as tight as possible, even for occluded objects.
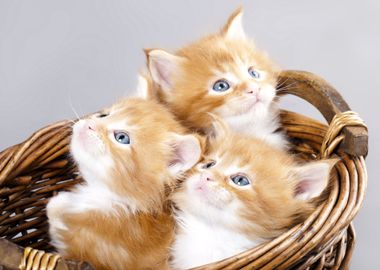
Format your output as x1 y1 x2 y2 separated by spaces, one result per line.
0 70 368 270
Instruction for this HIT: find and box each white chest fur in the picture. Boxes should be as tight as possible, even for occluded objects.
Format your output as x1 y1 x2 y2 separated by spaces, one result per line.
223 107 287 149
46 182 136 253
171 213 261 270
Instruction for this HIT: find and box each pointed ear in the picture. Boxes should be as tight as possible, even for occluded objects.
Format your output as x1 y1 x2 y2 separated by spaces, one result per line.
145 49 184 92
135 73 153 100
293 159 338 201
207 113 230 141
168 134 202 176
221 7 246 40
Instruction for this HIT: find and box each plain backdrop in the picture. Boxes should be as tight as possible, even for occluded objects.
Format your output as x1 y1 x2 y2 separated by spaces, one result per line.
0 1 378 268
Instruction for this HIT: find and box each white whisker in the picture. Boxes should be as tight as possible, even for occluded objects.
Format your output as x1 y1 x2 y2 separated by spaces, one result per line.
67 93 82 122
277 82 298 93
276 77 292 89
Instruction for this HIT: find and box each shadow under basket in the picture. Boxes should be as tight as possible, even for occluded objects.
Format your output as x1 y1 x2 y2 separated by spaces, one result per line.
0 70 368 270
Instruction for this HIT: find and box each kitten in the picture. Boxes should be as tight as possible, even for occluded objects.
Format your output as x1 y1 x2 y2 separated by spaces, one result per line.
46 75 202 270
145 8 286 149
170 118 336 269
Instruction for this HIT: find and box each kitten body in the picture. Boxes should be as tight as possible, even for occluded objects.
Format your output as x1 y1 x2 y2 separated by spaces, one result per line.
146 9 286 149
47 77 202 270
171 119 336 269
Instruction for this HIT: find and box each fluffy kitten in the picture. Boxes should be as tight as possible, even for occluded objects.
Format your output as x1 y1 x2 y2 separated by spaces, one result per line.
171 118 336 269
146 8 286 148
46 76 202 270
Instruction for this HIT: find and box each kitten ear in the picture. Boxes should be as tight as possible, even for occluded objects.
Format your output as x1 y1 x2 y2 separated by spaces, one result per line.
293 159 338 201
207 113 230 141
135 73 153 100
168 134 202 176
145 49 184 92
221 7 246 40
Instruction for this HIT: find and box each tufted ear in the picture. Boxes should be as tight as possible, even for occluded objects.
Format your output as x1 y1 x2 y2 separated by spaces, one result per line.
221 7 246 40
135 73 151 99
145 49 185 93
168 134 202 176
292 160 338 201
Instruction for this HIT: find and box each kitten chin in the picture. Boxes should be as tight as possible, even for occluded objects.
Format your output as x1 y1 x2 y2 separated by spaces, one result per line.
146 8 287 149
47 76 202 270
170 118 336 269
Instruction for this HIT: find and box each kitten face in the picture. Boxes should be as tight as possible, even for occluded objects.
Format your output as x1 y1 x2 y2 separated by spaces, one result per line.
146 10 279 131
178 38 278 120
71 99 176 181
175 137 295 234
173 120 335 238
70 76 202 208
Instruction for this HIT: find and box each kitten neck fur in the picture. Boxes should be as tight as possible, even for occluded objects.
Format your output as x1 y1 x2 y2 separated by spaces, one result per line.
171 210 262 269
222 101 284 148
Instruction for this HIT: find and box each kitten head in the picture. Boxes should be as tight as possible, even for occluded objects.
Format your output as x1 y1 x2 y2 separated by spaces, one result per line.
70 75 202 210
146 8 279 131
173 118 336 239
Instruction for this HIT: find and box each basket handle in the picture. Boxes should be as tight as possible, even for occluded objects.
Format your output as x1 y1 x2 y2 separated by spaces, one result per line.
277 70 368 157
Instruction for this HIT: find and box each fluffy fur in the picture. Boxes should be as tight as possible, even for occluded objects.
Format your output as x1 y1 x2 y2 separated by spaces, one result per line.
170 118 336 269
47 76 202 270
146 8 286 149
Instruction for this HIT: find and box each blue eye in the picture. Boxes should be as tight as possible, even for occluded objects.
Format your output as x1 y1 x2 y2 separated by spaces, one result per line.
231 174 250 186
212 79 230 92
114 131 130 144
248 67 260 79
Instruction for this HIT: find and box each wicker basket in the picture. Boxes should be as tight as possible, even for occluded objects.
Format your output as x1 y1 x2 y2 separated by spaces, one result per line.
0 70 368 270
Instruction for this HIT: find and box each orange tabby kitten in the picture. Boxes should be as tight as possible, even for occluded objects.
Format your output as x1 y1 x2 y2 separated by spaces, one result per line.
46 76 202 270
146 8 286 149
171 118 336 269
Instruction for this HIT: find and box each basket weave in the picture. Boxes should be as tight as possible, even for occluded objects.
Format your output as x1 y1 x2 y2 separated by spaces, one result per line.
0 70 368 270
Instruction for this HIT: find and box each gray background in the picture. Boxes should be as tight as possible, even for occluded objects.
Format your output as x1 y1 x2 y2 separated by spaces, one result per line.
0 0 378 268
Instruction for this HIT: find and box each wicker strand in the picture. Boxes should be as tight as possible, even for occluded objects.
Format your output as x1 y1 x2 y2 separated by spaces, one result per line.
321 111 367 158
19 247 60 270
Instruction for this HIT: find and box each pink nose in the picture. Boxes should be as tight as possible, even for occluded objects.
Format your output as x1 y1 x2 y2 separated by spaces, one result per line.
201 172 214 182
